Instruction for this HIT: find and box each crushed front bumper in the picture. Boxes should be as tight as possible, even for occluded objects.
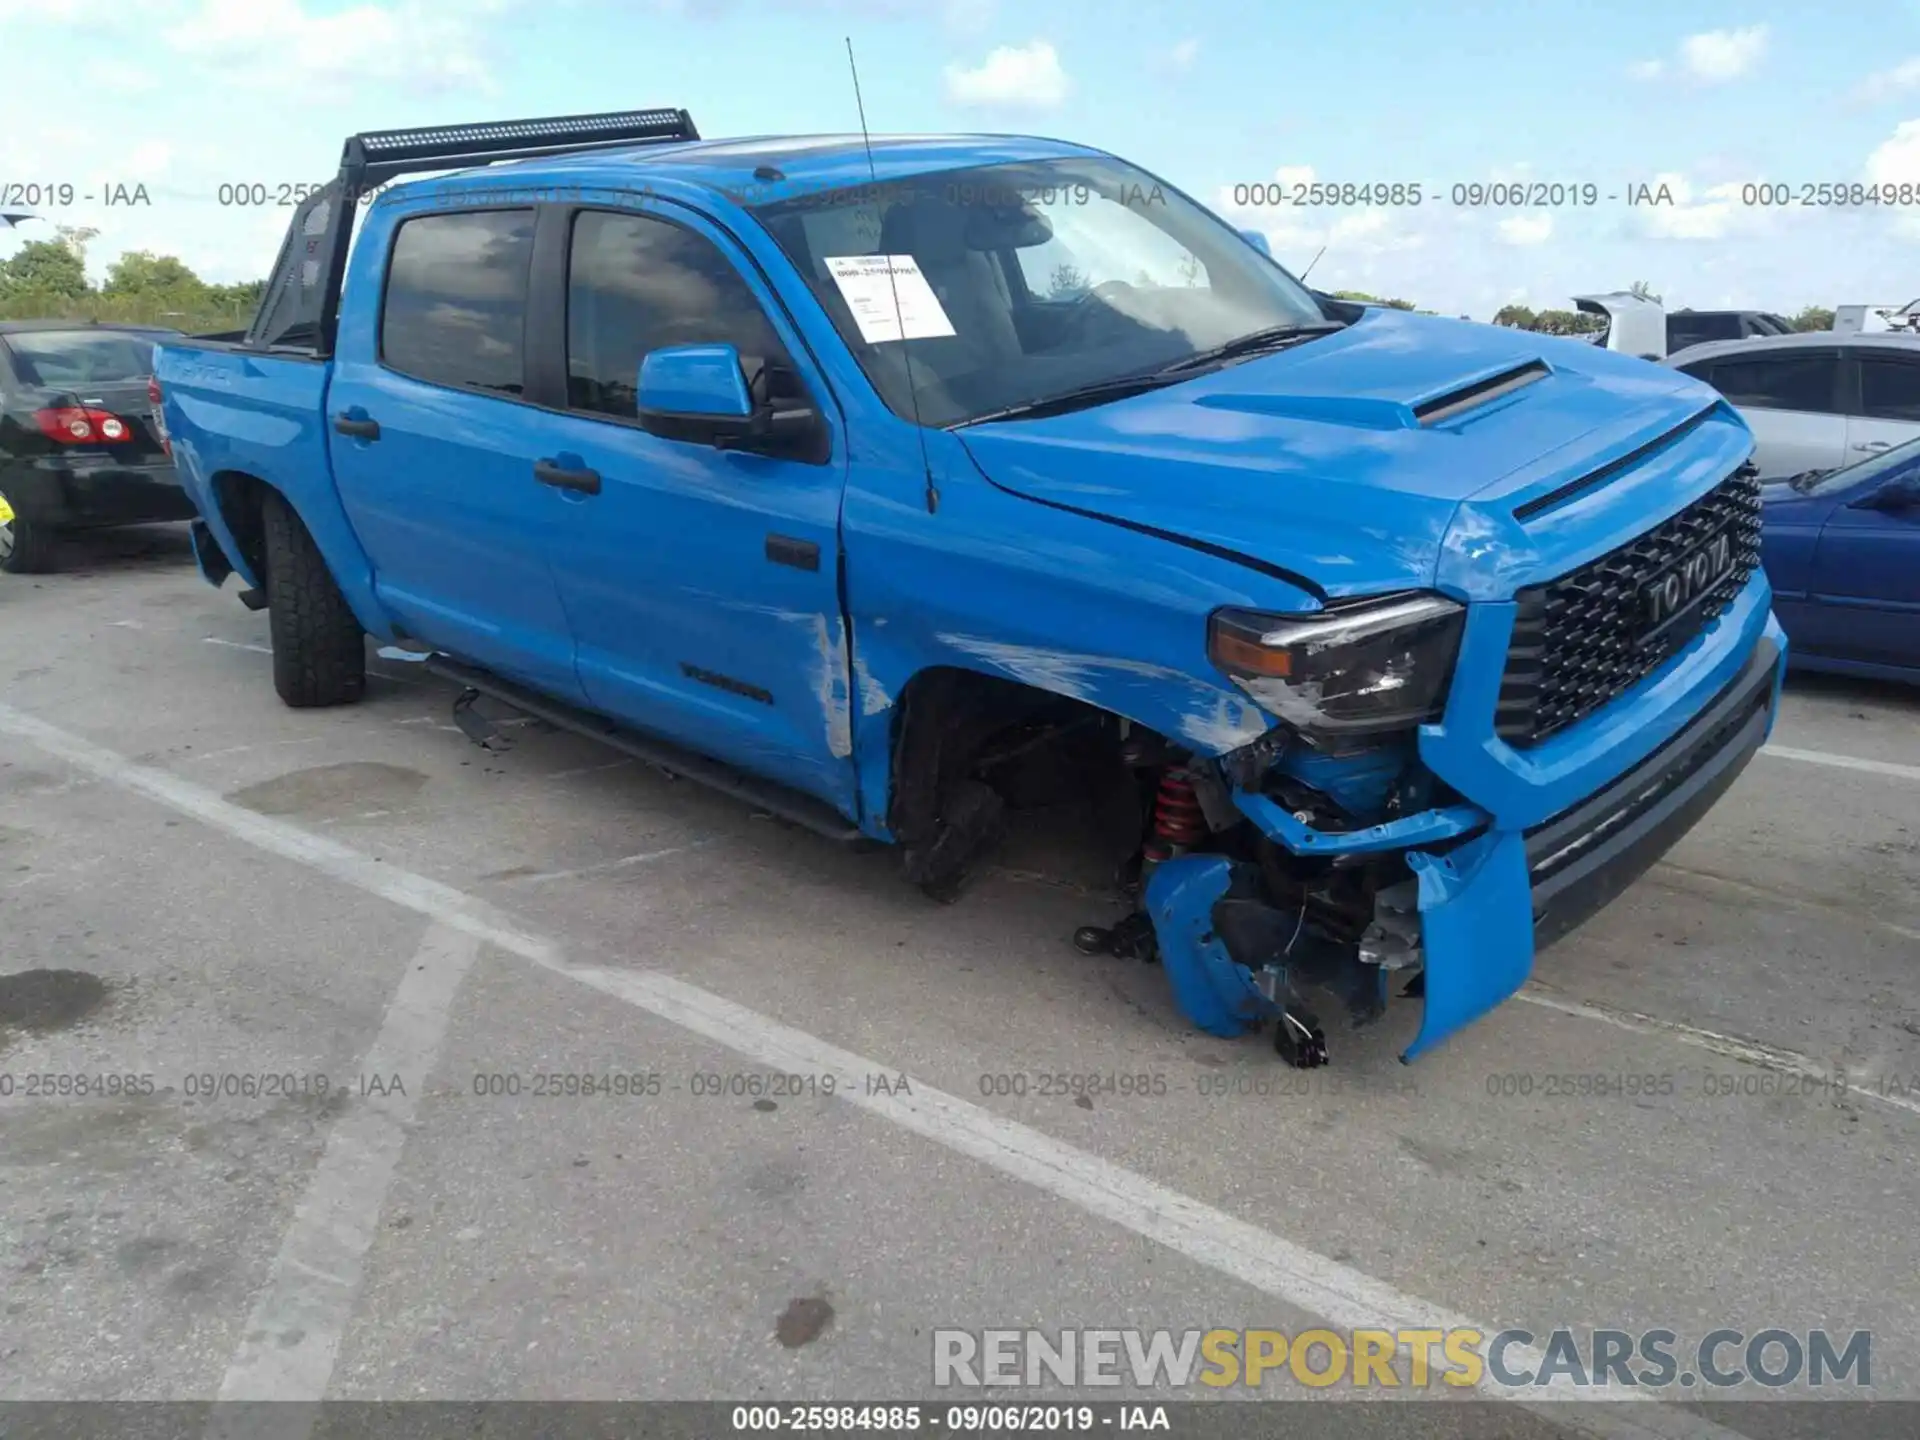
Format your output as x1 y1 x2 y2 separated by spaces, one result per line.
1147 583 1787 1060
1400 628 1780 1057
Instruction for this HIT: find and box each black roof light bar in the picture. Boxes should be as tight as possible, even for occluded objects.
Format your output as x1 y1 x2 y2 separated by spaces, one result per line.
340 107 699 189
246 107 699 355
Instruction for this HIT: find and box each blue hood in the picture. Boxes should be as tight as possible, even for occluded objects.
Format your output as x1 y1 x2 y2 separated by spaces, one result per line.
957 310 1738 600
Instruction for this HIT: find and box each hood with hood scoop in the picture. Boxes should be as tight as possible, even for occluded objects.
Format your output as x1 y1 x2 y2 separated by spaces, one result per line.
956 308 1749 602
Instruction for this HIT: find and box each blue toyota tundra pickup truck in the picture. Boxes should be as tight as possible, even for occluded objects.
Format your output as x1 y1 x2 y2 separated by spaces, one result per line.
154 109 1787 1065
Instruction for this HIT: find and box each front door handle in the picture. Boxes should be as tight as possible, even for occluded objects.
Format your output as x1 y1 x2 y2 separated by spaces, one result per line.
1853 440 1892 452
533 458 601 494
333 413 381 440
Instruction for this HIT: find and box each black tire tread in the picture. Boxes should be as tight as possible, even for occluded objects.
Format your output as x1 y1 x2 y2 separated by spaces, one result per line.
261 489 365 707
1 515 59 574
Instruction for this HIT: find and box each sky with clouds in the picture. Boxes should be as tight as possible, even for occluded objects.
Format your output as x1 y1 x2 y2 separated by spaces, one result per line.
2 0 1916 319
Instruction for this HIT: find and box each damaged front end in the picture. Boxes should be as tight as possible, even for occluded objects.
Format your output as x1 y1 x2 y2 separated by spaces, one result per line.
1114 727 1525 1069
1067 588 1514 1066
1097 579 1783 1066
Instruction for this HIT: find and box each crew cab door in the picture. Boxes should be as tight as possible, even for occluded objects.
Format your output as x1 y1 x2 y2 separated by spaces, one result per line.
527 201 857 816
326 206 588 703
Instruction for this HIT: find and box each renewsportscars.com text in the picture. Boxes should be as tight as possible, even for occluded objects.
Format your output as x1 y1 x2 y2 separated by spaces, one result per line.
932 1327 1870 1391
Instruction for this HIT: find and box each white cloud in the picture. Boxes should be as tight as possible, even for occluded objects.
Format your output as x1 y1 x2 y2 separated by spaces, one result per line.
1866 119 1920 235
1629 26 1767 85
1859 57 1920 101
161 0 506 96
1167 37 1200 72
1679 25 1768 82
1498 212 1554 246
944 40 1070 108
1629 172 1747 240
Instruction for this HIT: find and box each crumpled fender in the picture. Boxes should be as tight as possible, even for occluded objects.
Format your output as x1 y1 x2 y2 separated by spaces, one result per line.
1401 829 1534 1060
1143 855 1279 1038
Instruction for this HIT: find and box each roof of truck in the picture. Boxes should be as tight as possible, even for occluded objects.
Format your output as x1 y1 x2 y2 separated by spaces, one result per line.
437 132 1108 203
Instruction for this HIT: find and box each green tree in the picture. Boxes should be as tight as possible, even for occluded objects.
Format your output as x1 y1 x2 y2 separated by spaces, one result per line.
104 251 206 298
1788 305 1834 332
0 237 91 301
1331 289 1415 310
1048 262 1089 298
1491 304 1536 329
1530 308 1606 336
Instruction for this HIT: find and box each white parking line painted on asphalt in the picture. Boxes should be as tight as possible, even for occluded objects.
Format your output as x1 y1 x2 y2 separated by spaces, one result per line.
202 635 434 687
1516 987 1920 1121
503 841 716 885
212 921 479 1416
202 636 274 656
0 702 1749 1440
1761 744 1920 784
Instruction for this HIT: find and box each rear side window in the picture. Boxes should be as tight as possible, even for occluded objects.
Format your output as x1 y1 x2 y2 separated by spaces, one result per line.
380 209 535 394
3 330 167 386
1858 354 1920 422
1694 353 1838 413
565 209 789 420
1668 314 1740 350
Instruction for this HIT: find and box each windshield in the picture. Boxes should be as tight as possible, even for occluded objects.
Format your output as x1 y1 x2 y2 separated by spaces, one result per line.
1799 432 1920 496
4 329 170 387
748 156 1328 427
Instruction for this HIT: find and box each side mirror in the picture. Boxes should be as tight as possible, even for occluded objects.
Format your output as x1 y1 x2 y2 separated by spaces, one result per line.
1238 228 1272 258
636 342 825 462
636 343 753 424
1858 476 1920 511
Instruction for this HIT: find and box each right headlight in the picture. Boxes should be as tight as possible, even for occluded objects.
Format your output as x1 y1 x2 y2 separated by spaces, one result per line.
1208 591 1466 742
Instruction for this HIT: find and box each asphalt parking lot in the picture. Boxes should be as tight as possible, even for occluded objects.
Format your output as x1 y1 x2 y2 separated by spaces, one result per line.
1 525 1916 1436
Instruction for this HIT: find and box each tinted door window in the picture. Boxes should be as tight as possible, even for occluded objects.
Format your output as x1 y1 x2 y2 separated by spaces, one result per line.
1858 354 1920 422
380 209 535 395
566 209 791 420
1695 353 1839 412
1668 314 1740 350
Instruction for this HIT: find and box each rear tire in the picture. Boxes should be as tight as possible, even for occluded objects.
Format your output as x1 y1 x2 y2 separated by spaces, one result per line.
0 496 59 574
261 489 365 707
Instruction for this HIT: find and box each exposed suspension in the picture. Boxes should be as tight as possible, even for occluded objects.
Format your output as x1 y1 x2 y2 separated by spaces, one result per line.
1150 768 1208 847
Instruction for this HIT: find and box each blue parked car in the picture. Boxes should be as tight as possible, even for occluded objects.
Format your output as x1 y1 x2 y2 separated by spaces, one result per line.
153 109 1787 1066
1761 435 1920 682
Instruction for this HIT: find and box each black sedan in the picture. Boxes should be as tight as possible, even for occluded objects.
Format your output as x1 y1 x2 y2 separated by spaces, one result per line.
0 320 194 573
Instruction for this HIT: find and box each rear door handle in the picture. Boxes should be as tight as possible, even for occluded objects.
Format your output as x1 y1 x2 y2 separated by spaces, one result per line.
533 458 601 494
333 413 381 440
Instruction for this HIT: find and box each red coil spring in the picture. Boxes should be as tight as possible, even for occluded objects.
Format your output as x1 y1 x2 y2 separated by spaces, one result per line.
1151 768 1208 846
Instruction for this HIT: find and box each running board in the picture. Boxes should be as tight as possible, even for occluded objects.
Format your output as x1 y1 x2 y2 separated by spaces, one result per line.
423 656 864 843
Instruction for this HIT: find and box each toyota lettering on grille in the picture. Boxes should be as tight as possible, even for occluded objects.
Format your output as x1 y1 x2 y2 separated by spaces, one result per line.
1641 528 1735 632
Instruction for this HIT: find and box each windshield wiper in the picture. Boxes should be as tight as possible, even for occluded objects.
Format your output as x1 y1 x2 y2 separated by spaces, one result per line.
1155 321 1348 377
957 371 1184 426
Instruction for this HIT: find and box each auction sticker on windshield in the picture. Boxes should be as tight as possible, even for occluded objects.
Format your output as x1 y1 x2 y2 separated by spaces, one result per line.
823 254 957 343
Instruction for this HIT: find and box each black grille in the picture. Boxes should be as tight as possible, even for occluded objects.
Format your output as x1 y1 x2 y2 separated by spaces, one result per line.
1497 466 1762 746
